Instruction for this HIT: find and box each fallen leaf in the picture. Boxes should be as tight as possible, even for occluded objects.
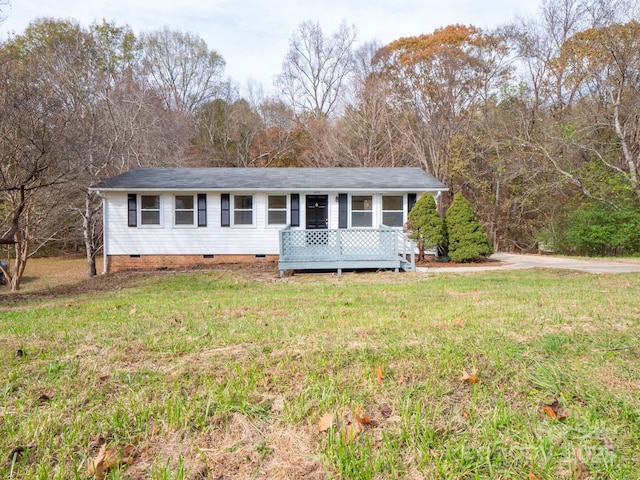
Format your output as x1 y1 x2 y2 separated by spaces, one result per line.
379 404 392 418
573 396 587 407
528 472 542 480
460 367 480 384
374 366 383 385
400 311 407 318
7 443 35 463
257 375 271 389
38 393 53 404
317 413 333 433
573 461 590 480
87 444 134 480
539 399 568 421
452 318 465 328
354 406 372 425
16 349 25 357
396 373 408 385
343 421 362 444
129 307 137 315
462 411 470 419
89 436 105 450
599 436 616 452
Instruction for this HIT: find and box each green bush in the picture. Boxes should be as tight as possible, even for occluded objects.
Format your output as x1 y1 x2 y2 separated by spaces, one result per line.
444 193 492 262
407 193 446 259
555 203 640 256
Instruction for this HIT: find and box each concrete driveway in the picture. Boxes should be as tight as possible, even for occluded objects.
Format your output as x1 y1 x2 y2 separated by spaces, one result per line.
416 252 640 274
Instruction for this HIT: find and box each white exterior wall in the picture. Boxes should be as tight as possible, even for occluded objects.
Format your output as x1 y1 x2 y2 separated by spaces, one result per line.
103 190 434 256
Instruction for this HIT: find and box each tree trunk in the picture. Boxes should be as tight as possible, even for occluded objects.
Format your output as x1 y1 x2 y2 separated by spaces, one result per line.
83 191 97 277
8 230 29 292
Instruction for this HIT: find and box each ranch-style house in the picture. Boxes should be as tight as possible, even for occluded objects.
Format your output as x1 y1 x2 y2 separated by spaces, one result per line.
91 167 448 275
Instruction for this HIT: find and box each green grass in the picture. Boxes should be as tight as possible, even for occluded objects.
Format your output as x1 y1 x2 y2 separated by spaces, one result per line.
1 266 640 479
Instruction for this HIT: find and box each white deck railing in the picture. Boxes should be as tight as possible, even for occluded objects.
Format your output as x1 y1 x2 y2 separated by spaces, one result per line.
278 225 415 274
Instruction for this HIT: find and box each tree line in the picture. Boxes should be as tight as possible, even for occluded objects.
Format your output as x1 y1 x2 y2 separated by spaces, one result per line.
1 0 639 290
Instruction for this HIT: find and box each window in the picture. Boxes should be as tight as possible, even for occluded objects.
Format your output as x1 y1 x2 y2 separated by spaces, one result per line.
268 195 287 225
234 195 253 225
351 195 372 227
140 195 160 225
382 195 404 227
174 195 194 225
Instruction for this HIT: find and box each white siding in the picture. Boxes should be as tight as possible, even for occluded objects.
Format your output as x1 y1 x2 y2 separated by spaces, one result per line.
103 190 432 256
105 192 281 255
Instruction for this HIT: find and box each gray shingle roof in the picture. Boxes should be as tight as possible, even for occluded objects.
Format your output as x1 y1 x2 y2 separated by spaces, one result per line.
92 167 448 191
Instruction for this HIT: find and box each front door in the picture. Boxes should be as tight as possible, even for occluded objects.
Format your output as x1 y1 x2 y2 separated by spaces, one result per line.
306 195 328 229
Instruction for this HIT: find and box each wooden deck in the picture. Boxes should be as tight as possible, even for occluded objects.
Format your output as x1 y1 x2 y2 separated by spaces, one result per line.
278 226 415 276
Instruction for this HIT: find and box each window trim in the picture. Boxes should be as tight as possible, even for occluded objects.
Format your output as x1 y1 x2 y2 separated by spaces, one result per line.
350 194 373 228
381 194 405 228
267 194 288 227
232 194 254 227
173 194 196 227
139 194 162 227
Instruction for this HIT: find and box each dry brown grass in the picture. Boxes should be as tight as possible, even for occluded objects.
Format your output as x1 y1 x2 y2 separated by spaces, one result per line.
3 255 87 293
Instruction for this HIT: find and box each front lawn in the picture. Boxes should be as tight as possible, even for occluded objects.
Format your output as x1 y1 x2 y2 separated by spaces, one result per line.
1 266 639 479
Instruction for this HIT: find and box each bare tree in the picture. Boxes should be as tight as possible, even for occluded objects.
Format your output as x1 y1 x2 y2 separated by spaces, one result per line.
190 81 268 167
0 0 9 24
0 38 72 289
140 27 225 114
276 21 357 119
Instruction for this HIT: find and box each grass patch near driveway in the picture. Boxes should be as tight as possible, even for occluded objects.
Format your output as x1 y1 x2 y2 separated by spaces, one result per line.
1 266 640 479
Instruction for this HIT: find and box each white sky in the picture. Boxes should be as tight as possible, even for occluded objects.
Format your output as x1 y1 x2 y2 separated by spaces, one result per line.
1 0 541 93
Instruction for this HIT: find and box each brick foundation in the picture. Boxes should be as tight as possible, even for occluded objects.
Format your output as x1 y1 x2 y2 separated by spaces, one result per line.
105 254 279 273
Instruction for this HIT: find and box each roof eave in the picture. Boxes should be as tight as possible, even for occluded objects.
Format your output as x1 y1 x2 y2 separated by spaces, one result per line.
91 186 449 193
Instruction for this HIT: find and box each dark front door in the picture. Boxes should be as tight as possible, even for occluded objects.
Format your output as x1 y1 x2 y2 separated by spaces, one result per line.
306 195 328 229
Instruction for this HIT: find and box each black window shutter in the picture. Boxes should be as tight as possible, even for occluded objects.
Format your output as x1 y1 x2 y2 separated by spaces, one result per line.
338 194 348 229
408 193 417 213
197 194 207 227
127 194 137 227
221 193 230 227
290 194 299 227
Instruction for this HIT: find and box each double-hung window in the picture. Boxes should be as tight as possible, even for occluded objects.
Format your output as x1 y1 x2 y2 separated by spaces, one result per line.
382 195 404 227
174 195 195 226
351 195 373 227
234 195 253 225
267 195 287 225
140 195 161 225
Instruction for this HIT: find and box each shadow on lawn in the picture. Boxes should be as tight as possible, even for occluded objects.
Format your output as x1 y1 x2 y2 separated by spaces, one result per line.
0 261 282 306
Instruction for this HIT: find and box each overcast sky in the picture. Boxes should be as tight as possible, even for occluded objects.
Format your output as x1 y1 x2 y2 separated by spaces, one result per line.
1 0 541 92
